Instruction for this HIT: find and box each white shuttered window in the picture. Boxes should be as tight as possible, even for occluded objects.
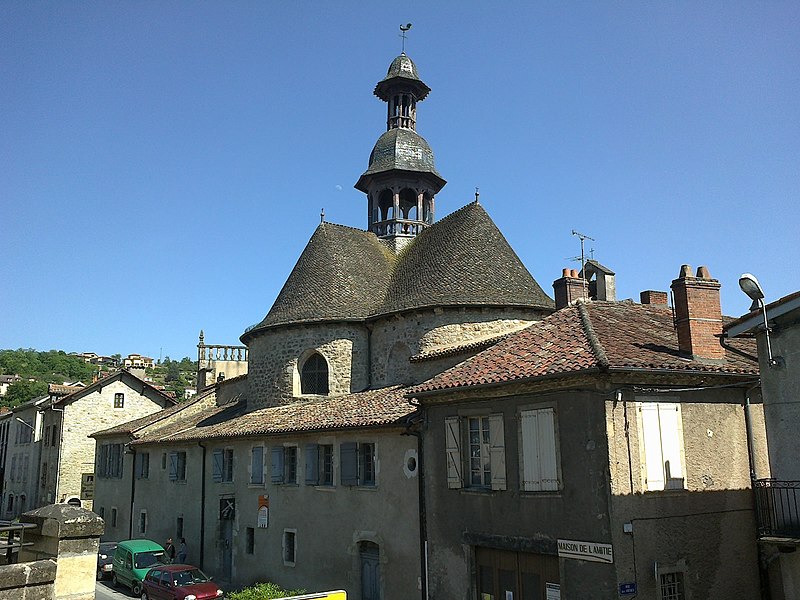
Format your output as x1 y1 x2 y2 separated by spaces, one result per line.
444 414 506 491
520 407 559 492
639 402 685 491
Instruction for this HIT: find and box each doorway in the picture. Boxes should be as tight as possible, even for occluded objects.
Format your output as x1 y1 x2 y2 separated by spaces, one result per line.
475 547 559 600
359 541 381 600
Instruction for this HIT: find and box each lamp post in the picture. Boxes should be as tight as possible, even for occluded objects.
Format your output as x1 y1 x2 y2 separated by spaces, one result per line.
738 273 779 368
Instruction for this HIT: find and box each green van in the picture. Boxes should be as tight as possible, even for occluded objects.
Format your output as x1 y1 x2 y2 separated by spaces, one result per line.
111 539 166 596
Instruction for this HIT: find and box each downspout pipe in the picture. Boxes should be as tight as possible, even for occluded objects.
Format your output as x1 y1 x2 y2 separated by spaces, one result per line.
198 441 207 570
406 398 427 600
743 381 771 600
128 442 136 540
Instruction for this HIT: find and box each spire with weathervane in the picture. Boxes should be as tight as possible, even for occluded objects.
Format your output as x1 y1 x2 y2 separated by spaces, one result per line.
355 24 446 250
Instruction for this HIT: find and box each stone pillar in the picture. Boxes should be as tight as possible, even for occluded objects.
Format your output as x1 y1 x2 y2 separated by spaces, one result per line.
20 504 104 600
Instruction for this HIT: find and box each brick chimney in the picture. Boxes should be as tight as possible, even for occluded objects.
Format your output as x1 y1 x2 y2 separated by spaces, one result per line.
553 268 587 309
640 290 668 305
670 264 724 360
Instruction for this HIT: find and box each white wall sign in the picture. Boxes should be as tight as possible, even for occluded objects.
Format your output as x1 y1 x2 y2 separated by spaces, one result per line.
557 539 613 564
545 583 561 600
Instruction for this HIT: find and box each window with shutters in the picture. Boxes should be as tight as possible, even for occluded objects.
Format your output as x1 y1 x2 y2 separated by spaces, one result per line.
169 451 187 482
340 442 377 487
135 452 150 479
97 443 124 479
300 352 329 395
305 443 334 486
520 407 560 492
212 448 234 483
271 446 298 484
445 414 506 491
250 446 265 485
638 401 686 492
139 510 148 535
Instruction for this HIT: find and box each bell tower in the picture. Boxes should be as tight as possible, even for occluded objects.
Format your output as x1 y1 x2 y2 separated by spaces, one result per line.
355 52 446 251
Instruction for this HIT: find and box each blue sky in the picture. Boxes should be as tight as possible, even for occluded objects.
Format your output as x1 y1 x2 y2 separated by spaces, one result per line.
2 3 798 362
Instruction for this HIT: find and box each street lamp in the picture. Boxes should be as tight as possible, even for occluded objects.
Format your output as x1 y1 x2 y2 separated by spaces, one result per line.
738 273 779 368
15 417 34 431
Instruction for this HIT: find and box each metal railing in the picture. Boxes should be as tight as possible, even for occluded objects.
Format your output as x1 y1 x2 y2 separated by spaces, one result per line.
0 520 37 565
754 479 800 538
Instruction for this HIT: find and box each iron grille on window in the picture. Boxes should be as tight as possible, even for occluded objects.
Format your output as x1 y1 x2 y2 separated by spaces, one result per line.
301 353 329 395
659 572 685 600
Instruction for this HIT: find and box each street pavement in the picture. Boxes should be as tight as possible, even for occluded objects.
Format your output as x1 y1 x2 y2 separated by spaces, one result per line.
95 579 138 600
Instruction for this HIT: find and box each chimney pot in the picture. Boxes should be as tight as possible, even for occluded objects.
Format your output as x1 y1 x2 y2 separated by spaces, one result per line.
679 264 692 278
562 268 570 277
571 269 580 278
696 265 711 279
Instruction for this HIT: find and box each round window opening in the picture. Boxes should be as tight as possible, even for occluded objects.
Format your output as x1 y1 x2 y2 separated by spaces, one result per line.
407 457 417 472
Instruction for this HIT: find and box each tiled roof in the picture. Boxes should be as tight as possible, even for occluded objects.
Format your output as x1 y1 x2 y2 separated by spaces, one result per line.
243 203 554 340
409 330 517 362
91 387 213 438
133 386 416 444
242 223 396 337
378 202 554 315
410 301 759 395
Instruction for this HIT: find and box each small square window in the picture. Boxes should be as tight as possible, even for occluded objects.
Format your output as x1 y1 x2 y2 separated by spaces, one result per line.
114 393 125 408
659 571 685 600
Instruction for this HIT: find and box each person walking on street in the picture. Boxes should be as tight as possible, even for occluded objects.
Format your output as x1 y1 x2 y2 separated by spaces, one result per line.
165 537 176 564
178 538 187 564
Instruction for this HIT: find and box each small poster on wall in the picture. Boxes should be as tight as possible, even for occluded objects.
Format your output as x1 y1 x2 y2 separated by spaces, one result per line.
545 583 561 600
257 495 269 528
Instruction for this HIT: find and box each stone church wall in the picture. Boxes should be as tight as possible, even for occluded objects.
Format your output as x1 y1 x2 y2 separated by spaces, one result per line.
370 307 547 387
247 324 370 407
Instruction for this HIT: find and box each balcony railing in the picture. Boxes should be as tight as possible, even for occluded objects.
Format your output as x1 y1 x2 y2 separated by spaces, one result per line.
754 479 800 539
0 520 37 565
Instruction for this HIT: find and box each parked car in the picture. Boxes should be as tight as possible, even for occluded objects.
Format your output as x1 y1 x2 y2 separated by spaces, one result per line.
141 564 224 600
111 539 166 596
96 541 118 580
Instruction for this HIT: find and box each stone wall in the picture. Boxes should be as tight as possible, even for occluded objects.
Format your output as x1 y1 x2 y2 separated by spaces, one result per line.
0 504 103 600
247 324 369 407
370 307 543 387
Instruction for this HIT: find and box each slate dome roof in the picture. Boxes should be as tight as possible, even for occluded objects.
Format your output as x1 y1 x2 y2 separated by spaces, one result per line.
361 128 442 180
374 53 430 101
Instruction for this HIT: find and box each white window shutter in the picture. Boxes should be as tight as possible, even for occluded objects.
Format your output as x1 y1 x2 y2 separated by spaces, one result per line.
444 416 462 489
640 403 665 491
520 410 540 491
488 414 506 491
658 403 684 489
537 408 559 491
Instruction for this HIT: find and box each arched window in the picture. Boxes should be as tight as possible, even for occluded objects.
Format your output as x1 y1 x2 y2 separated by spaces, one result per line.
301 353 329 395
378 190 393 221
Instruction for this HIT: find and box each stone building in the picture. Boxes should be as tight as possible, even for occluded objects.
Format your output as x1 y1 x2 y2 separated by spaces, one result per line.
727 288 800 599
409 265 769 599
0 370 174 520
92 51 554 598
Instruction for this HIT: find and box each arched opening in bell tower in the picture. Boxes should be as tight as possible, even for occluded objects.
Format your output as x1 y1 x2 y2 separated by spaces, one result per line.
378 189 394 222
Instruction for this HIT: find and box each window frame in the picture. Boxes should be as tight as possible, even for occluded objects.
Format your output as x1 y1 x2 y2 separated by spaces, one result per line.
250 445 265 485
519 405 561 493
445 413 506 491
169 451 187 483
114 393 125 408
300 352 329 396
283 529 297 566
637 399 686 492
340 442 377 487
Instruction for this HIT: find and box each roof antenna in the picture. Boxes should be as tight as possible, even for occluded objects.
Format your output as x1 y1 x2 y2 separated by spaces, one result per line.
320 208 325 223
571 229 595 297
475 187 480 203
400 23 412 54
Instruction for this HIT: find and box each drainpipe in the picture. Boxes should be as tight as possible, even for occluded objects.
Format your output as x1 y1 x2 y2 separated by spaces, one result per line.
128 442 136 540
199 441 207 570
406 399 427 600
743 381 771 600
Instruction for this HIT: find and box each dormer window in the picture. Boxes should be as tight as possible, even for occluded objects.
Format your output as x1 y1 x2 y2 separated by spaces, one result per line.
301 353 329 395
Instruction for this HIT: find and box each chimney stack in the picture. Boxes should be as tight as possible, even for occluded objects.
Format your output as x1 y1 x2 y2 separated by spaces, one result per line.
670 264 724 360
640 290 668 305
553 268 587 309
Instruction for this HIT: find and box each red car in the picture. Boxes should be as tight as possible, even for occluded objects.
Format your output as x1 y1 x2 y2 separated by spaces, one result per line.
140 564 224 600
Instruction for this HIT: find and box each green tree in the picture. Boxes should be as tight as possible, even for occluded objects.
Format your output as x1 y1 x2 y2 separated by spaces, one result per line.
2 380 48 408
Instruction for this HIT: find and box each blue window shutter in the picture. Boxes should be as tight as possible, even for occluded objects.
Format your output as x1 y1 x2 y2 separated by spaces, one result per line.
271 447 284 483
340 442 359 486
168 452 178 481
305 444 319 485
212 450 224 483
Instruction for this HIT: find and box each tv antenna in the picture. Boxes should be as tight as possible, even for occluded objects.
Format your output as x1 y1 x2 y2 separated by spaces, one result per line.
400 23 412 53
571 229 595 295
